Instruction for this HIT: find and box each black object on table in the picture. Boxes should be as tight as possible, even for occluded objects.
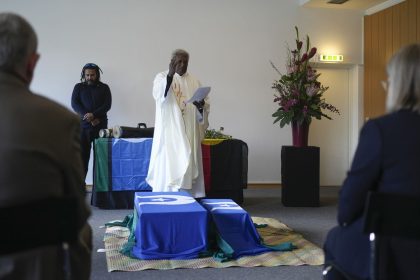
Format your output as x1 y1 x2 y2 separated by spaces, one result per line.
112 123 154 138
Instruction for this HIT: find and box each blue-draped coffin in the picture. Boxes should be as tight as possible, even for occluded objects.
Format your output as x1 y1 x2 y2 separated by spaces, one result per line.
132 191 208 260
200 199 272 259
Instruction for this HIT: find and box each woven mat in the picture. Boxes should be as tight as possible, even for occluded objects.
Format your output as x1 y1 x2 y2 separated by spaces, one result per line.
103 216 324 272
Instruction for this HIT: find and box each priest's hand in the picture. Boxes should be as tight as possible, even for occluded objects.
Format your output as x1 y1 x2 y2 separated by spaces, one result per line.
168 58 176 77
193 100 205 113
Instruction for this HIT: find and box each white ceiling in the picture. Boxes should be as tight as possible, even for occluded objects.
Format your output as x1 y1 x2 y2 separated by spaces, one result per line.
300 0 392 10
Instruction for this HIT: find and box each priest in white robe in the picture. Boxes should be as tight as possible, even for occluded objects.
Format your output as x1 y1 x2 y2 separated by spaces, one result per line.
146 49 209 198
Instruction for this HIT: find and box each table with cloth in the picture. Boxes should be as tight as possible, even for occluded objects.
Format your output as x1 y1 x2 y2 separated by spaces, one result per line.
92 138 153 209
92 138 248 209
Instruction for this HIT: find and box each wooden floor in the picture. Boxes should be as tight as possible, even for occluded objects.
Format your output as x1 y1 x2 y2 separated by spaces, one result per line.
247 183 281 189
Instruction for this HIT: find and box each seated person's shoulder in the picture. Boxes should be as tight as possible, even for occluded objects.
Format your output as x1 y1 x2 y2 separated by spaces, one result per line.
30 93 79 122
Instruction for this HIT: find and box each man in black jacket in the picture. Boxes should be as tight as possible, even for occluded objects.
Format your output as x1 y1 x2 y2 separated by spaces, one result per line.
71 63 112 178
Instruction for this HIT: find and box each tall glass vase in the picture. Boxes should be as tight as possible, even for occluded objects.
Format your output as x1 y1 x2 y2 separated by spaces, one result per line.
291 120 309 147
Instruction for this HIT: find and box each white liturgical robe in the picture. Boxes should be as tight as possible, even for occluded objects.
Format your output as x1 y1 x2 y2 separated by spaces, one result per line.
146 71 209 198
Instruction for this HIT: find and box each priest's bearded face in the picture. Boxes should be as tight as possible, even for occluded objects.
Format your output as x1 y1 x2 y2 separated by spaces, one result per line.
173 55 189 76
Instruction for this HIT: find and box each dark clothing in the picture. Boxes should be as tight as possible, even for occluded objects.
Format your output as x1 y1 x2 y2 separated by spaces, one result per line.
324 219 370 279
0 71 92 280
71 82 112 128
80 124 106 176
324 109 420 280
71 81 112 176
164 75 173 97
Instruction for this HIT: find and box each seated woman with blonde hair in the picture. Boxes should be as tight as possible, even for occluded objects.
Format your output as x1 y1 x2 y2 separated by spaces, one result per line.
323 43 420 280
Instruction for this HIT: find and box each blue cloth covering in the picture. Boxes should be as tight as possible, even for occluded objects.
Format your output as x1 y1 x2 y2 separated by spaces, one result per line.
132 191 208 260
111 138 152 191
200 199 274 260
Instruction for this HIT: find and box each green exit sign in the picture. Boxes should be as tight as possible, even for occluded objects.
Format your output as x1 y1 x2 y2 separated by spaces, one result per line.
319 54 343 62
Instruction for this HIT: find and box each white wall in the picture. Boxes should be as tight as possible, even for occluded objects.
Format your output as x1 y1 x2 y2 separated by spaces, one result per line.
297 8 364 186
1 0 364 185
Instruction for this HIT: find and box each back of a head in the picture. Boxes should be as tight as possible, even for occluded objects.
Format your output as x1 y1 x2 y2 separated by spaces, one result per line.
0 12 37 74
386 43 420 113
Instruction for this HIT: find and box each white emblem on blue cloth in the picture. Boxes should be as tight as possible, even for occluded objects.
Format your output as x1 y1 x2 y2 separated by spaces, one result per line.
136 195 195 206
202 201 242 211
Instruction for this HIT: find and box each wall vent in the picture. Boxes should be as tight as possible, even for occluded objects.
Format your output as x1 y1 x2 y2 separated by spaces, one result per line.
327 0 349 4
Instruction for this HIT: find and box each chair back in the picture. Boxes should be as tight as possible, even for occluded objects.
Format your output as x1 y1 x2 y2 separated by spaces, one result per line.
363 191 420 239
363 191 420 280
0 196 79 255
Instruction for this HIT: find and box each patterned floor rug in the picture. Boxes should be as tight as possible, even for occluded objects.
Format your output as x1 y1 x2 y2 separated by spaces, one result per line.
103 216 324 272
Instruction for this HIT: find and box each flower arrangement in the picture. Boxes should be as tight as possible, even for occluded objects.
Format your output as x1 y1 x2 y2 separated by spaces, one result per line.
205 128 232 139
271 27 339 128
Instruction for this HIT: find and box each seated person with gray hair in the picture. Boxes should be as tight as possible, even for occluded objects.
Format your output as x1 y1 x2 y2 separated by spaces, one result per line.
0 12 92 280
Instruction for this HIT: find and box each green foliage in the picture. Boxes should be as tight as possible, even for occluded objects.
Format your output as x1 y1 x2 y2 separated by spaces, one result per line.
205 128 232 139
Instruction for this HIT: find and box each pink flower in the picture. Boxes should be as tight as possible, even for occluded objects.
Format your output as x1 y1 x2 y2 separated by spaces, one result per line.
307 67 316 81
300 53 308 63
306 84 318 97
308 47 317 59
287 64 298 74
283 99 298 111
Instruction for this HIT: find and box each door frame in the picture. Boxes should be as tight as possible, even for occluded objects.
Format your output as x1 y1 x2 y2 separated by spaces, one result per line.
310 62 364 181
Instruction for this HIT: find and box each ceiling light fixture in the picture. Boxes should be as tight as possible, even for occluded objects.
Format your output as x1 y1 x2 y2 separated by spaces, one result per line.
327 0 349 4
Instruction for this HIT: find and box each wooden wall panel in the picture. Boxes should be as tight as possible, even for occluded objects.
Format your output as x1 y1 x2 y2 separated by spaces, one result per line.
372 14 380 117
364 16 372 118
372 11 386 117
385 9 393 62
400 2 409 46
408 0 417 43
418 0 420 40
364 0 420 120
392 5 401 53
